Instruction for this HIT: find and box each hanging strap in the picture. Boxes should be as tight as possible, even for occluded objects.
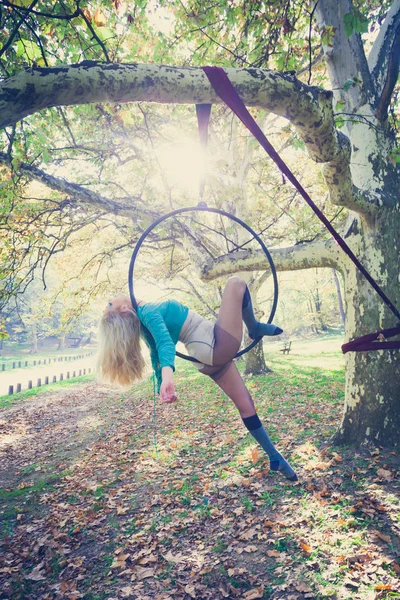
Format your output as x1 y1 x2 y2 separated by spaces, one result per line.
203 66 400 353
196 103 212 201
342 326 400 353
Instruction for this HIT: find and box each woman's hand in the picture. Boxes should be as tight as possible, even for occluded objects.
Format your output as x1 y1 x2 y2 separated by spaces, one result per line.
160 367 177 404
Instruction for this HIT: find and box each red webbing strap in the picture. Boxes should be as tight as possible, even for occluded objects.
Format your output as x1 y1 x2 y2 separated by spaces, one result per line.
196 103 212 200
203 66 400 353
342 326 400 353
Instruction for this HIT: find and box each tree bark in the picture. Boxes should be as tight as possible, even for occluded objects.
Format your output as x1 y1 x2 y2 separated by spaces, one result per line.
244 337 272 376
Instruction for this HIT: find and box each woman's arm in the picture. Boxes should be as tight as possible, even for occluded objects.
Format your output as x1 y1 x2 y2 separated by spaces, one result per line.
160 366 177 403
139 307 177 402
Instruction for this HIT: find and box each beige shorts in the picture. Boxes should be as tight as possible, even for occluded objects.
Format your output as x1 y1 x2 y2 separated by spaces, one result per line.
179 310 215 367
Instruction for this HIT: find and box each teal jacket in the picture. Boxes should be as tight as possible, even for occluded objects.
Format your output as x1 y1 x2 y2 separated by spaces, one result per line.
137 300 189 392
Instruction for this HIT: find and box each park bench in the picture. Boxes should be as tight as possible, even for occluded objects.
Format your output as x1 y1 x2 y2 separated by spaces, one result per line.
280 341 292 355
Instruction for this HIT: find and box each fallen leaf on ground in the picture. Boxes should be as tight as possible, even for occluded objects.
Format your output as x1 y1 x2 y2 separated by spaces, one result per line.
163 550 186 563
375 584 392 590
242 588 264 599
372 530 391 543
376 468 393 480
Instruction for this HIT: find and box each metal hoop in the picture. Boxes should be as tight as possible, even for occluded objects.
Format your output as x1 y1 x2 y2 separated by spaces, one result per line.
128 206 279 362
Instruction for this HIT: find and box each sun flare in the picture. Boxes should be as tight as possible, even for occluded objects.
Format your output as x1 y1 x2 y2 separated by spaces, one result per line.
156 138 210 193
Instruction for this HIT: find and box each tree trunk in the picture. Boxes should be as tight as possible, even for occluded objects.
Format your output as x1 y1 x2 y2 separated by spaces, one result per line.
332 269 346 327
335 211 400 445
244 336 272 376
243 277 271 375
30 320 38 354
314 283 328 332
58 333 66 351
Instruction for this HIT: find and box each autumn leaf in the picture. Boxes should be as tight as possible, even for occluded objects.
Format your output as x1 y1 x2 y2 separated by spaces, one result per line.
111 553 130 569
93 9 107 27
185 583 197 598
134 566 155 580
163 550 186 563
375 584 393 590
25 563 46 581
243 545 258 553
251 447 260 465
296 582 313 593
266 549 280 557
242 588 264 599
262 519 274 529
376 468 393 480
239 527 257 540
372 530 391 543
300 542 312 555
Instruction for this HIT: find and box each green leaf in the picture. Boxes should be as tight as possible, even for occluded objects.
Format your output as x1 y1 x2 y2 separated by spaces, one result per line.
343 78 355 91
92 25 116 43
343 12 355 38
290 135 305 151
320 25 336 47
354 16 369 34
335 100 346 112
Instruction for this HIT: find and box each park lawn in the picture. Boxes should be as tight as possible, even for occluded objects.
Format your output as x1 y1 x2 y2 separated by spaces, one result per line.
0 341 399 600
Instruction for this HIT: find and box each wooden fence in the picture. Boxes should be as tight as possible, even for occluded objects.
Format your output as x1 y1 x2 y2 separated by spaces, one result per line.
7 368 93 396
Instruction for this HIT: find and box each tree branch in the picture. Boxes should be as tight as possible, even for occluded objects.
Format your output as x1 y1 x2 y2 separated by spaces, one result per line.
321 131 379 216
200 238 343 281
1 0 80 20
368 0 400 121
0 152 145 218
313 0 375 111
0 62 339 162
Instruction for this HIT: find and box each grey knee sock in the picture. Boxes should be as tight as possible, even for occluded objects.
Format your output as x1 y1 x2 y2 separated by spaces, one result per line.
242 414 298 482
242 286 283 339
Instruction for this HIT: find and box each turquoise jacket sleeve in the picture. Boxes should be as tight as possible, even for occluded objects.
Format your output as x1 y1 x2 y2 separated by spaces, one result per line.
139 305 177 372
149 346 163 394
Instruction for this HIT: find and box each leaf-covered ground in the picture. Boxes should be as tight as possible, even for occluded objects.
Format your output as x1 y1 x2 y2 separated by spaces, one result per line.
0 348 399 600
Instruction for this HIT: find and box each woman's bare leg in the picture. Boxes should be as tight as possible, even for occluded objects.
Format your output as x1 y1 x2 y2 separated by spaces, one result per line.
210 362 298 481
213 277 245 366
216 276 246 339
212 277 282 366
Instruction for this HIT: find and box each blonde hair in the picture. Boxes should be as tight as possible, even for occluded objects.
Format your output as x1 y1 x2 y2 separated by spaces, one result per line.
97 308 146 387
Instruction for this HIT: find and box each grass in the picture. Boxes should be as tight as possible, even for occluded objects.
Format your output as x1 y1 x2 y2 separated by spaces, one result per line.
0 334 399 600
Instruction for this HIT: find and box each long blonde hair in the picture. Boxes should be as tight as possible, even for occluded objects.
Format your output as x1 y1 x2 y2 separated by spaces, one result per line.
97 308 146 387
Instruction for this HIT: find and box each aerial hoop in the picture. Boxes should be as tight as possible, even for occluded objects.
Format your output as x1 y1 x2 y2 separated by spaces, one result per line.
128 206 279 362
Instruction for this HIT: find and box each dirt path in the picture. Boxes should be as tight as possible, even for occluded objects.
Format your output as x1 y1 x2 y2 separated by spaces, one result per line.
0 381 142 489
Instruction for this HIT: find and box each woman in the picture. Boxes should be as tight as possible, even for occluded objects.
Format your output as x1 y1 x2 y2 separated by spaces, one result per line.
97 276 297 481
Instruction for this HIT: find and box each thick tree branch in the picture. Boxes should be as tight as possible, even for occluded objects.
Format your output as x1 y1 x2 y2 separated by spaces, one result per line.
200 238 343 281
368 0 400 118
321 132 379 216
0 62 339 162
0 152 144 218
314 0 375 111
